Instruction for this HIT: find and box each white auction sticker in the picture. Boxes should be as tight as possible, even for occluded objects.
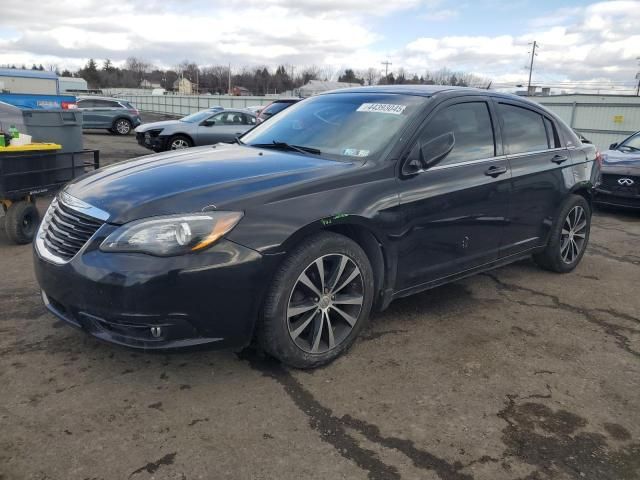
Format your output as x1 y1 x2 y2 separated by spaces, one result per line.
356 103 406 115
342 148 370 157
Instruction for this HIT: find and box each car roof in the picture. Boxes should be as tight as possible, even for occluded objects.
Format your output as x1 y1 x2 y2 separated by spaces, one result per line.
318 85 552 108
319 85 476 97
217 108 256 116
77 95 128 102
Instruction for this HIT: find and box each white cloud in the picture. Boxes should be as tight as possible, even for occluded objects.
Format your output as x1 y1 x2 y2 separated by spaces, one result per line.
400 0 640 89
0 0 638 92
420 8 459 21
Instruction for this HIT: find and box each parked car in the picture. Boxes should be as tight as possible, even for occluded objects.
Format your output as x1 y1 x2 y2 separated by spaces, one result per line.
34 86 598 368
135 109 256 151
256 98 300 123
595 131 640 209
76 96 141 135
245 105 265 114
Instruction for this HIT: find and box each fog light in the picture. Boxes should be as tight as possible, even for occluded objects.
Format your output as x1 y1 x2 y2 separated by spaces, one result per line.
150 326 162 338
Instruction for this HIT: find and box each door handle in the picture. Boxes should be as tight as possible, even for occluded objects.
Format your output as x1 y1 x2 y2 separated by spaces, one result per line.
484 165 508 177
551 154 569 164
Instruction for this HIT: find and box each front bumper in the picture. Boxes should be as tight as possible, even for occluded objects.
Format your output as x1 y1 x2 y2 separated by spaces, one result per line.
594 188 640 210
136 132 168 152
34 227 272 350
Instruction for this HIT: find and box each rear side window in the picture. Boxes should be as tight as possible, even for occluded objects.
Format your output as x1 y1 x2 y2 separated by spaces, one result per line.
77 99 95 108
92 99 120 108
498 103 549 154
544 117 560 148
417 102 496 165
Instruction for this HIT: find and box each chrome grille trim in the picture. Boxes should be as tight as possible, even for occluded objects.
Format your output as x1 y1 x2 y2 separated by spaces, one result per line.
35 194 107 265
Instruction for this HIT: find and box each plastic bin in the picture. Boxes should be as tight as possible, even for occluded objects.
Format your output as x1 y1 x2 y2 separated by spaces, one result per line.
21 109 83 154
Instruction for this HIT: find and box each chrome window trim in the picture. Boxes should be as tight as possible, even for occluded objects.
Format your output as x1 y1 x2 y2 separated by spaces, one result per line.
428 155 509 171
507 147 566 159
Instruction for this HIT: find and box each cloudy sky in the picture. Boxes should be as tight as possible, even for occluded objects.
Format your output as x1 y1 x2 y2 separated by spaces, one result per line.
0 0 638 90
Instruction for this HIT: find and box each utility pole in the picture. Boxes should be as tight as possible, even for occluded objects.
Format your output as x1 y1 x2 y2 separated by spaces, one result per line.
527 40 538 95
228 63 231 95
381 60 392 81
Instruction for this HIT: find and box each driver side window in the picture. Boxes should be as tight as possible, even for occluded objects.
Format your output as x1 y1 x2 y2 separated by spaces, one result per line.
416 102 496 166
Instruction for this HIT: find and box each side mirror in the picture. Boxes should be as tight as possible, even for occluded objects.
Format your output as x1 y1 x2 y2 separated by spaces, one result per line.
201 120 215 127
609 142 617 150
402 132 455 175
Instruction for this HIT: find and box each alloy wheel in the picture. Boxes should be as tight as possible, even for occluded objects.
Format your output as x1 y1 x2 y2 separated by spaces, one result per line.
171 139 190 149
287 254 364 354
560 205 587 264
115 120 130 134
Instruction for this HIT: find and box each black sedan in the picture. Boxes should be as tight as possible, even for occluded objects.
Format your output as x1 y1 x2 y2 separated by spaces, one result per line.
33 86 598 368
595 131 640 209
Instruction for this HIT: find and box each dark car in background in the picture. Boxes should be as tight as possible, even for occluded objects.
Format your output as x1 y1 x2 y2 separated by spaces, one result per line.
34 86 598 368
135 108 256 151
595 131 640 210
76 96 141 135
256 98 300 123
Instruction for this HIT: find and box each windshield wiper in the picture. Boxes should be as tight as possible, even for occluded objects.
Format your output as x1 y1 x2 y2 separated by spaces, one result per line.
251 141 321 156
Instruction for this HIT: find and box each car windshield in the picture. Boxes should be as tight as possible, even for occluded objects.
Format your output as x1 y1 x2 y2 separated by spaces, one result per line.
243 93 428 161
618 133 640 151
180 111 214 123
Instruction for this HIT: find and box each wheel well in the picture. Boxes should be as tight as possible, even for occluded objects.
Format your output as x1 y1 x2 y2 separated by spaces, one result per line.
572 187 593 208
322 224 387 310
169 133 194 145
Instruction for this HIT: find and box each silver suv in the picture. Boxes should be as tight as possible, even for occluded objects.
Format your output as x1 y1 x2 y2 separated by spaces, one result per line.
76 96 142 135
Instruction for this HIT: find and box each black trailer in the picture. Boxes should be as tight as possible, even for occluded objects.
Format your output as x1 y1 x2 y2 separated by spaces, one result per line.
0 147 99 244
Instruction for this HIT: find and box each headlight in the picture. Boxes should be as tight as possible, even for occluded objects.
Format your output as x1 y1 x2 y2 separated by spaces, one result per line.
100 211 243 256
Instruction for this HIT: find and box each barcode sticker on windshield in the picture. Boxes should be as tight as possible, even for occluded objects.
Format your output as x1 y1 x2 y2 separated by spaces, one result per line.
343 148 370 157
357 103 406 115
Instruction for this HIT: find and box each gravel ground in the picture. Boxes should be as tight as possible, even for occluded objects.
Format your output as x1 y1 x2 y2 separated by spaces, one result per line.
1 127 639 480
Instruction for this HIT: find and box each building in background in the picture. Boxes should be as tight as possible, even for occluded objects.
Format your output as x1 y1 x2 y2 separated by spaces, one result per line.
58 76 89 94
533 93 640 150
231 86 251 96
0 68 59 95
140 79 162 89
173 77 193 95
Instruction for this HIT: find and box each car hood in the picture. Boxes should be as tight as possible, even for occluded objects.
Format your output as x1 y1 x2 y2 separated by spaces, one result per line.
135 120 183 133
64 144 353 224
601 149 640 176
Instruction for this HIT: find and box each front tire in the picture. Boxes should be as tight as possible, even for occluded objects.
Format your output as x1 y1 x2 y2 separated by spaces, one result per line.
5 201 40 244
168 135 193 150
533 194 591 273
113 118 132 135
259 233 374 369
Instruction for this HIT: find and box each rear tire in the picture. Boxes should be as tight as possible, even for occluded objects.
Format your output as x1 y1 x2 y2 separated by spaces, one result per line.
5 201 40 244
533 194 591 273
168 135 193 150
112 118 132 135
259 232 374 369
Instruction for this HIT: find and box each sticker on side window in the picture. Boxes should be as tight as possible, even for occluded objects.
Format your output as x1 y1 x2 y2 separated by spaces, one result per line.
356 103 406 115
342 148 370 157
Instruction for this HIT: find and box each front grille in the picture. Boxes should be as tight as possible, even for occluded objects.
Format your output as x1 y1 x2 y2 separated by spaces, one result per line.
600 174 639 195
40 198 104 260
